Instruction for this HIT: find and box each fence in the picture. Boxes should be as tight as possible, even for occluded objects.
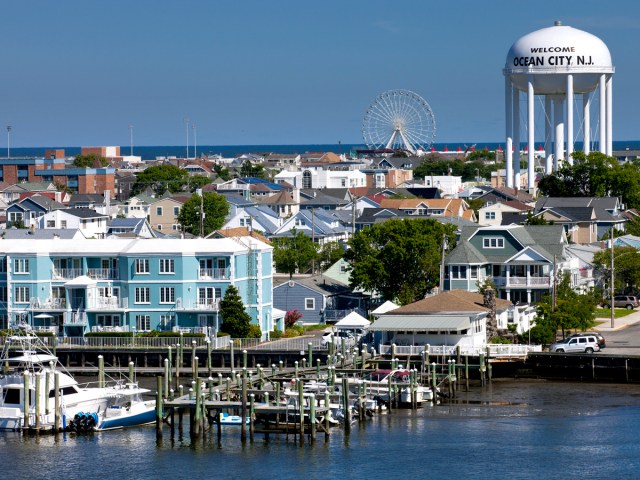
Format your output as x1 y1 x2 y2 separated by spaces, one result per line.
0 334 329 352
377 343 542 357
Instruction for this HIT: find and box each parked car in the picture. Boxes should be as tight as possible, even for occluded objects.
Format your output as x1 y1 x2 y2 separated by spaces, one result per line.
549 335 601 354
602 295 639 310
567 332 606 349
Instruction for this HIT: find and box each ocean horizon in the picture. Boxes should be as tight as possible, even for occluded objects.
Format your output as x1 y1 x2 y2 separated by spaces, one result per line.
5 141 640 160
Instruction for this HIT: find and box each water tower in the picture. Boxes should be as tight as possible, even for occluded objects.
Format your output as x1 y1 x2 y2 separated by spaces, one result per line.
504 21 614 191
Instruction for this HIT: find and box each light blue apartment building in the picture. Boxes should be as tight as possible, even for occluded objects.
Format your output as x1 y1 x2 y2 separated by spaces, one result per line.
0 236 276 337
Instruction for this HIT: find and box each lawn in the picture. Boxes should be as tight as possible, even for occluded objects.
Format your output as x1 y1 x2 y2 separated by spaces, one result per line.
595 307 636 319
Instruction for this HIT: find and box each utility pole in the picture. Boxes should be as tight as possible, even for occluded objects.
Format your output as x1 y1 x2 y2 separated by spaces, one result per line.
197 188 204 238
611 225 615 329
440 234 449 293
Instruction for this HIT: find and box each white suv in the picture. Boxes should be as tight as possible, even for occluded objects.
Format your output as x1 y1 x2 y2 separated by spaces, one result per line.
550 335 600 354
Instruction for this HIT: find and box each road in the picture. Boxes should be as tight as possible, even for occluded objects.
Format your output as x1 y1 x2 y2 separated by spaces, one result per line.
593 309 640 355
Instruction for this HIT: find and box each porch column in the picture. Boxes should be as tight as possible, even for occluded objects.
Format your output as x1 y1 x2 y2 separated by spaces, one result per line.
527 290 531 304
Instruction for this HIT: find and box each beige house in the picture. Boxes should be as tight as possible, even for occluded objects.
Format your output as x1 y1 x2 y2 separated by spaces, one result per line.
379 198 476 222
148 196 189 233
478 201 530 226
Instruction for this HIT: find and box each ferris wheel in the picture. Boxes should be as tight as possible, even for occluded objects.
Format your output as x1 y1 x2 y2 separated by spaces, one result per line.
362 89 436 154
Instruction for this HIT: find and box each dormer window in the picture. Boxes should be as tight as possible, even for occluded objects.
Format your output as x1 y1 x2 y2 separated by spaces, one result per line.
483 237 504 248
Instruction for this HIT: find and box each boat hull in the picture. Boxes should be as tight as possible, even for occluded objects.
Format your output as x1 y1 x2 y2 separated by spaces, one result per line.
96 402 156 431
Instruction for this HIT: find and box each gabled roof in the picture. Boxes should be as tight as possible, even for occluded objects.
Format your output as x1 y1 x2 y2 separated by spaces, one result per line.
274 274 351 296
535 196 620 211
300 191 349 208
255 190 296 205
55 208 108 219
1 229 82 240
4 182 56 193
447 225 567 266
210 226 271 245
384 290 512 315
19 194 65 211
68 194 105 205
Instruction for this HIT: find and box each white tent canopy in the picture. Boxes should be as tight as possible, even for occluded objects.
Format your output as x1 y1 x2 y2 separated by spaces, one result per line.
371 300 399 316
334 311 370 329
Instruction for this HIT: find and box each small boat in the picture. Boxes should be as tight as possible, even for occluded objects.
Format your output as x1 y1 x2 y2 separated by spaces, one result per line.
218 412 249 425
94 385 156 431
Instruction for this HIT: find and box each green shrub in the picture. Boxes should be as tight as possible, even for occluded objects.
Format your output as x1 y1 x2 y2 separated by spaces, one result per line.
247 324 262 339
270 328 283 339
217 332 231 337
282 328 302 338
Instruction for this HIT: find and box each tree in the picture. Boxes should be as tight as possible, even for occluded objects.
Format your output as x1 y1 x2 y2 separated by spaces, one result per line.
272 228 318 278
317 241 344 271
213 164 231 181
73 153 109 168
523 211 549 225
240 160 266 179
537 151 640 209
131 165 190 197
219 285 253 338
413 157 502 182
593 246 640 294
177 192 230 236
285 309 303 328
187 175 212 192
343 218 457 305
533 272 597 340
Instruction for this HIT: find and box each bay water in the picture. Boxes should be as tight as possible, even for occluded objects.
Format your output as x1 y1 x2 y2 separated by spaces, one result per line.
2 380 639 479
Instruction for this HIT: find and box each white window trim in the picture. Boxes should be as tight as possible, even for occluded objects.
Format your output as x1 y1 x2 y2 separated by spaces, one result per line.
135 258 150 274
135 287 150 304
159 287 175 304
136 314 151 332
159 258 175 274
305 298 315 310
483 237 505 249
14 258 30 274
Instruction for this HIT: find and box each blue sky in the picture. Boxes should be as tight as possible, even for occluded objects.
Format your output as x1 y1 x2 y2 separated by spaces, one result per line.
1 0 639 147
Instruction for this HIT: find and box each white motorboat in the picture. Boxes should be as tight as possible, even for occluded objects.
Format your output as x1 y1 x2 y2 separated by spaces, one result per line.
0 329 153 432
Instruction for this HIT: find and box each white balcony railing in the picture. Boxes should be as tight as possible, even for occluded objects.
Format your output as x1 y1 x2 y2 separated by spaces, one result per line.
64 311 87 325
198 268 230 280
174 298 220 311
52 268 84 280
87 268 119 280
91 325 130 333
492 276 551 288
88 297 129 310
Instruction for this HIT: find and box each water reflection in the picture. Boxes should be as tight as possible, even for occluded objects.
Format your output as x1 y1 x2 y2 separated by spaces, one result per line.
3 381 640 479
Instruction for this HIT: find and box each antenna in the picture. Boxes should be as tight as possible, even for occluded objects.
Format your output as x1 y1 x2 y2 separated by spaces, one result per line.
6 125 12 159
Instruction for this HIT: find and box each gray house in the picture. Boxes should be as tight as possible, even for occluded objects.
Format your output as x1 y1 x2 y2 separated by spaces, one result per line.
273 274 366 324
